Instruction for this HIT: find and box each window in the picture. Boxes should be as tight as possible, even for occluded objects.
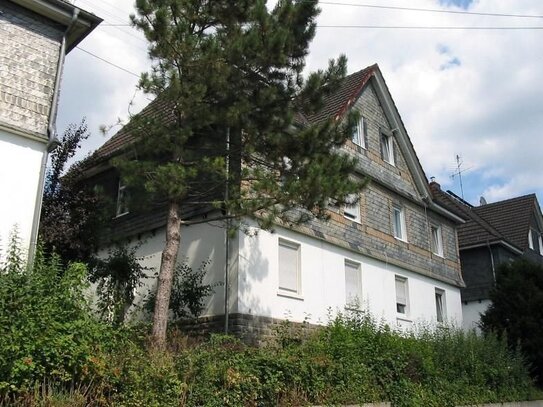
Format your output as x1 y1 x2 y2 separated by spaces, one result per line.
380 132 394 165
430 224 443 256
345 260 362 308
539 235 543 256
116 180 129 217
435 289 446 323
343 194 361 223
395 276 409 315
392 206 406 241
529 229 535 250
278 239 301 295
352 117 366 148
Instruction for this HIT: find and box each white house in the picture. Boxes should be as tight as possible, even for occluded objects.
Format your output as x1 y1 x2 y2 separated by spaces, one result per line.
0 0 100 261
87 65 466 342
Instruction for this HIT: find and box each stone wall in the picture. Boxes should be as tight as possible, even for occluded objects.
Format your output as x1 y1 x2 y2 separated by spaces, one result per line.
0 1 62 137
179 313 319 347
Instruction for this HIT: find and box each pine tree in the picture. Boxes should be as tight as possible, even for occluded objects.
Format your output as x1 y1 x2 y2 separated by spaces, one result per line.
124 0 366 346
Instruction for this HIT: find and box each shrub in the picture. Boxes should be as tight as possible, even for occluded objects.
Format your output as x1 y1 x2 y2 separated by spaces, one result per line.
0 239 112 394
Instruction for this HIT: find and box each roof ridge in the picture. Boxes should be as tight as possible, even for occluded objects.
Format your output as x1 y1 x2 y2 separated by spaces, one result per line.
475 193 536 208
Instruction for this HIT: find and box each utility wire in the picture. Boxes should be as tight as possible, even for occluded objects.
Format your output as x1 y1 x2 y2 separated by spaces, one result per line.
101 22 543 30
75 47 141 78
317 25 543 30
316 1 543 19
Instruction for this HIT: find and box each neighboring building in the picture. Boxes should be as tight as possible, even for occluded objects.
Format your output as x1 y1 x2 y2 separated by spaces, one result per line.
0 0 101 260
85 65 465 342
431 183 543 331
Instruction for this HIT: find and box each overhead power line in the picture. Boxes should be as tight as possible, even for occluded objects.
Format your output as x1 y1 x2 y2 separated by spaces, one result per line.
316 1 543 19
101 22 543 30
75 47 141 78
317 25 543 30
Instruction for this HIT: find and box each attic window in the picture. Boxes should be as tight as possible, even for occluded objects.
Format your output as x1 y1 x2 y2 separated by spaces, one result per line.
430 224 443 257
352 117 367 149
116 180 129 217
528 229 535 250
380 132 394 165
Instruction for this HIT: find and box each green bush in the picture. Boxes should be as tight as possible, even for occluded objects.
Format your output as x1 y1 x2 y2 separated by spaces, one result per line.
0 234 539 405
0 240 112 394
167 311 539 407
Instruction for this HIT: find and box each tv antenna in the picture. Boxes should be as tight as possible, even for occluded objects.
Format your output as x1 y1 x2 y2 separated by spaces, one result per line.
450 154 471 200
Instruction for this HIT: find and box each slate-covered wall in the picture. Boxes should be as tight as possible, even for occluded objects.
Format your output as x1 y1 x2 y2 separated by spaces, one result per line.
0 1 63 137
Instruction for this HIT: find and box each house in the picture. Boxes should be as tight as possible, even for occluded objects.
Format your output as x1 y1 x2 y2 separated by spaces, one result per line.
0 0 101 261
85 64 466 342
431 182 543 330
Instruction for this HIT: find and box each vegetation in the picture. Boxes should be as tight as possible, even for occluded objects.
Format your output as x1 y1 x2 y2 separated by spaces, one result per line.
481 259 543 387
89 245 151 326
0 235 113 395
1 236 539 406
123 0 366 345
39 120 109 263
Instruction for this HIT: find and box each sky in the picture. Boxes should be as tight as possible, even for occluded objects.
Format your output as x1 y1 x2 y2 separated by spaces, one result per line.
59 0 543 206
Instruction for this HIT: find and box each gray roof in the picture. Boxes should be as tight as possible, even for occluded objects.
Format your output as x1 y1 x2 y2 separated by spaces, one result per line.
472 194 537 251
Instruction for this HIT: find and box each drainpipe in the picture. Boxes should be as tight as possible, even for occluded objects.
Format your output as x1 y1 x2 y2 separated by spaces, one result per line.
487 240 496 284
28 8 80 265
224 127 230 334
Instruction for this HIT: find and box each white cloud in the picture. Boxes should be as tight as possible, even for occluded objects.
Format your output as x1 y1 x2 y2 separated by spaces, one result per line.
58 0 543 204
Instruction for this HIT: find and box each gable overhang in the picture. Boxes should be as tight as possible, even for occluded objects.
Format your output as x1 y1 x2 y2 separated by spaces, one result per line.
532 196 543 231
360 67 463 224
9 0 102 53
460 239 523 255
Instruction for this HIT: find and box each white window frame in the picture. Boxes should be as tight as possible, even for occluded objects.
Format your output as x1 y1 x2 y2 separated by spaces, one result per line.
344 260 362 309
343 194 361 223
278 238 302 297
392 206 407 241
539 234 543 256
380 132 395 165
430 224 444 257
352 117 366 149
395 276 409 316
435 288 446 323
529 229 535 250
116 180 129 217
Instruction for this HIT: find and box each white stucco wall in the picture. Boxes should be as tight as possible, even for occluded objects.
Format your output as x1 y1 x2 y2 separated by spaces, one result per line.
462 299 491 333
237 222 463 329
0 129 47 261
97 220 231 318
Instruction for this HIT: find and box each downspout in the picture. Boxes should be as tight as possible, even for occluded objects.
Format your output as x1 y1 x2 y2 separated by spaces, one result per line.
28 8 79 265
224 127 230 334
487 240 496 285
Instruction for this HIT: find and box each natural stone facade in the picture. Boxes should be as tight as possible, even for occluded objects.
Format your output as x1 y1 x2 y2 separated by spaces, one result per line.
289 82 462 287
179 313 319 347
0 2 62 137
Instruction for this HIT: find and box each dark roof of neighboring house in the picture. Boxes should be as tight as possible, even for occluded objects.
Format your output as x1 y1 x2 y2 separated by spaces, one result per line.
87 64 379 166
429 182 521 251
472 194 537 251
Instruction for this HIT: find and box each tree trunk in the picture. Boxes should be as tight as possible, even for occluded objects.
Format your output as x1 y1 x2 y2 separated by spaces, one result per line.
152 200 182 347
